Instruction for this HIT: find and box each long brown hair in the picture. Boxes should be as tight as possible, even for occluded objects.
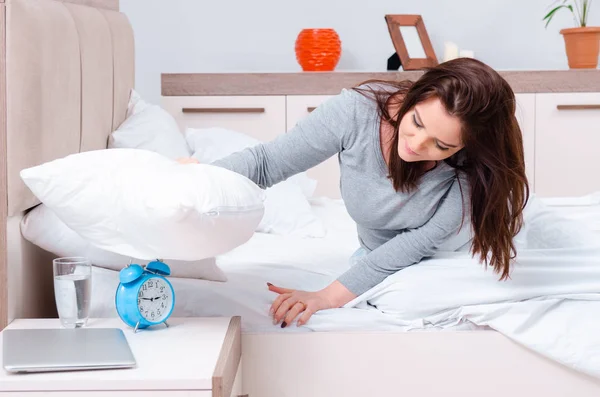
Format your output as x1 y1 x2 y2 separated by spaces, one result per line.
354 58 529 280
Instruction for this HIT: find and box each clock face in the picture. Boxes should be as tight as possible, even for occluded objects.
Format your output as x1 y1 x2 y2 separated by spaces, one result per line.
137 277 173 323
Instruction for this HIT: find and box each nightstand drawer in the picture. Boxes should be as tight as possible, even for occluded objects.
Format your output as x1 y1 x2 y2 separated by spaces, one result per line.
162 96 286 143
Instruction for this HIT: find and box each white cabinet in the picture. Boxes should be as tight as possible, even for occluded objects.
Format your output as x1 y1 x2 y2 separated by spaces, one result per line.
515 93 536 192
286 95 340 199
161 96 286 143
160 89 600 199
534 93 600 197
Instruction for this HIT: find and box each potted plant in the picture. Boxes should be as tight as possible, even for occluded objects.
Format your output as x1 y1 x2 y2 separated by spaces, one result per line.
543 0 600 68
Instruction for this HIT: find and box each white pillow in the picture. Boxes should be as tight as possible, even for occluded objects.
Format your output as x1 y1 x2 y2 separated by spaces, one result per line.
108 89 191 160
185 127 326 238
184 126 317 198
126 88 151 117
21 204 228 281
513 194 598 249
437 194 597 254
20 148 266 261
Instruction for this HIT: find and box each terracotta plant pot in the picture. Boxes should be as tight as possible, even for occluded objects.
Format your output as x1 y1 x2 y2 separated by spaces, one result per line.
560 26 600 69
295 28 342 72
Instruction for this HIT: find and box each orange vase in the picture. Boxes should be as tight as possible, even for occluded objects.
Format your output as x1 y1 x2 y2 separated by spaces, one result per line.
295 28 342 72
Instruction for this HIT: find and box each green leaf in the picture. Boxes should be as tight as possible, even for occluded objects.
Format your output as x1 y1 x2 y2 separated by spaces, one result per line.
543 5 563 20
543 4 574 28
582 0 589 26
567 4 575 23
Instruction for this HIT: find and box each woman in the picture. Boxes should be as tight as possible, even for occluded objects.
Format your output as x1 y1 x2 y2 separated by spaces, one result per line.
180 58 529 328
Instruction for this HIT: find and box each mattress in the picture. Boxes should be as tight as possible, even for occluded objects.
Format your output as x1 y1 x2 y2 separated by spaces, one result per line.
89 194 600 333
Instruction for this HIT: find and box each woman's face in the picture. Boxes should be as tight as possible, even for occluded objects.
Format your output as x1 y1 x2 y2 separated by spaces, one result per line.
397 96 464 162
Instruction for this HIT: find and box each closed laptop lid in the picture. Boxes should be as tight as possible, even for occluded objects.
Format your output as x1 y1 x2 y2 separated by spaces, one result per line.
2 328 136 373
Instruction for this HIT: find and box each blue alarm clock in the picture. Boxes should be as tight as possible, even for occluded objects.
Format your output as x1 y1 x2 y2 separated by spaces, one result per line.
115 260 175 332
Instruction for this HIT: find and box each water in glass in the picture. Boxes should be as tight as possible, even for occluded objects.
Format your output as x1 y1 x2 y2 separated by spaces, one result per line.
53 257 91 328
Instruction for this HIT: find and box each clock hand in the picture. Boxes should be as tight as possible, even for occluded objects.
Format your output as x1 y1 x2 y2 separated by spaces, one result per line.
140 298 153 301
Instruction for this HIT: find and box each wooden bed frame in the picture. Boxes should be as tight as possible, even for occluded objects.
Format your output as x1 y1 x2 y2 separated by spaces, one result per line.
2 1 600 396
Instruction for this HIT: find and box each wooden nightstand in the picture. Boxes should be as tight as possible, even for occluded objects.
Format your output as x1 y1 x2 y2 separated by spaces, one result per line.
0 317 244 396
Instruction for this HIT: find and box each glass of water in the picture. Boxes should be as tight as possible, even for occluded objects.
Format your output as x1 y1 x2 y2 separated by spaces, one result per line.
53 257 92 328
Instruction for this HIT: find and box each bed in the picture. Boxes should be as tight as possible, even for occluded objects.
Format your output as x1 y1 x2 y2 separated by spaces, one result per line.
88 194 600 331
2 1 600 396
87 194 600 396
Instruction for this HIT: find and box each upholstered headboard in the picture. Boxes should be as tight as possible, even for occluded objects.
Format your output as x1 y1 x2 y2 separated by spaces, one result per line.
5 0 134 214
0 0 135 328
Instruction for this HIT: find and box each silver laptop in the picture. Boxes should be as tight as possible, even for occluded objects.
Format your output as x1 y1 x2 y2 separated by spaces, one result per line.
2 328 136 373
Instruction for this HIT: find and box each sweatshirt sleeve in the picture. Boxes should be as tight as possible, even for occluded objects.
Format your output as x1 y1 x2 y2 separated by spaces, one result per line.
211 88 358 189
337 176 470 296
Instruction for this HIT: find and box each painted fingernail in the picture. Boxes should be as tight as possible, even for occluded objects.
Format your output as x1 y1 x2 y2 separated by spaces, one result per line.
266 282 273 287
281 321 287 328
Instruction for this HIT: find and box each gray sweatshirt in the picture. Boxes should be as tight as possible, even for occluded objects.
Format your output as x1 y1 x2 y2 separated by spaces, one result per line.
213 87 470 296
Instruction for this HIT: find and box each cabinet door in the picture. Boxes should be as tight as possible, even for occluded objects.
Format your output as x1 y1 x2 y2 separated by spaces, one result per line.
161 96 286 143
286 95 339 198
534 93 600 197
515 93 536 192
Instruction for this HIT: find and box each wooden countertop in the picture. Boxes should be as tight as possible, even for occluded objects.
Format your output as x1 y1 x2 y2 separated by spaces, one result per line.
161 70 600 96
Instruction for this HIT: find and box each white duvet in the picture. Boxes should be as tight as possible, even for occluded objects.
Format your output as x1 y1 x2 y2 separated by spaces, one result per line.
344 193 600 379
90 192 600 379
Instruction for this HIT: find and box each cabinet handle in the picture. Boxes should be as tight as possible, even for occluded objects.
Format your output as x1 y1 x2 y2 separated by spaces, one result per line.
556 104 600 110
307 107 317 112
182 107 265 114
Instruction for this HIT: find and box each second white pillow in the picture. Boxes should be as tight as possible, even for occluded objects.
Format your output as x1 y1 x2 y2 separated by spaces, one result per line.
21 204 228 281
185 127 326 238
109 89 191 160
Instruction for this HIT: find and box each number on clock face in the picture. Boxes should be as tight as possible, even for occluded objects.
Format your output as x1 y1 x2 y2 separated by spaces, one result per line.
137 278 172 323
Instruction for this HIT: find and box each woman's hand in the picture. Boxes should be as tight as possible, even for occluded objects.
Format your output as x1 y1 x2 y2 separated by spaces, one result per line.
268 281 357 328
268 284 333 328
177 157 200 164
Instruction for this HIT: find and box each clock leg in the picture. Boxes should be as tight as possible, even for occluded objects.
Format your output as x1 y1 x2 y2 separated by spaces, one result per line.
134 321 141 333
164 321 169 328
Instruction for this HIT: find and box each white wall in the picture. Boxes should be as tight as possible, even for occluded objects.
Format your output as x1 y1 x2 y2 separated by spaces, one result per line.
120 0 599 104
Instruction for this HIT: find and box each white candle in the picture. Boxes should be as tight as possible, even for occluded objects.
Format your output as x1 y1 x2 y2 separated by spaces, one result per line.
443 42 459 62
459 49 475 58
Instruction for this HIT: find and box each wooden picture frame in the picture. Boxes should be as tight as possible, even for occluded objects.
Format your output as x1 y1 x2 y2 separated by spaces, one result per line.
385 14 438 70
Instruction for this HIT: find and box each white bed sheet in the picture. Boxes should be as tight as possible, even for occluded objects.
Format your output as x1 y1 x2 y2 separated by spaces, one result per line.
343 192 600 379
90 193 600 336
91 197 475 333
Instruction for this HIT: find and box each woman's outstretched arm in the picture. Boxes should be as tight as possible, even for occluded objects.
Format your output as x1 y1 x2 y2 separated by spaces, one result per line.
211 88 359 188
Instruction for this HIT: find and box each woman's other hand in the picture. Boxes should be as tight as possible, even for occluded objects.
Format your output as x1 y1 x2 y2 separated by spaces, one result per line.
267 281 356 328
